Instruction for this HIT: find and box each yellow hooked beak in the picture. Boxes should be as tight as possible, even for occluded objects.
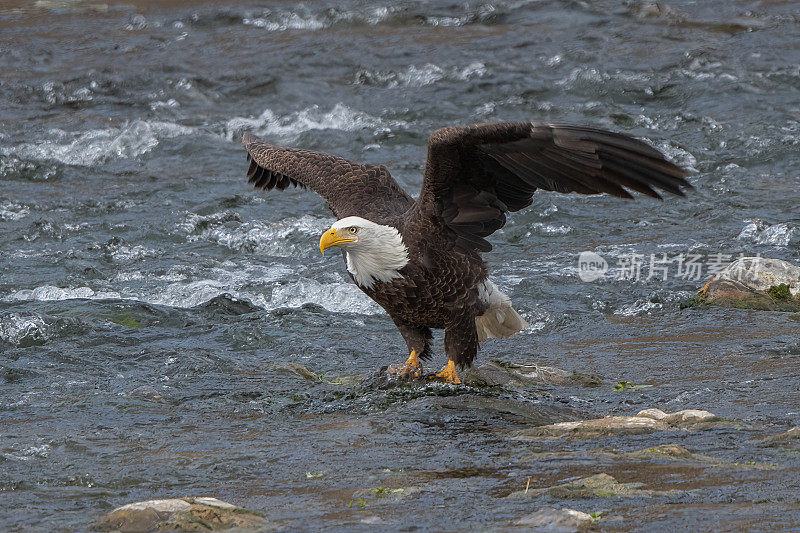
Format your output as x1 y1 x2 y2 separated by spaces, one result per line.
319 228 355 255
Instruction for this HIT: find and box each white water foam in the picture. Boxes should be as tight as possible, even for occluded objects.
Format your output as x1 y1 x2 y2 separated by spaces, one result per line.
268 278 381 314
0 202 30 221
5 120 195 166
243 7 326 31
524 223 573 236
224 103 406 142
184 213 332 257
614 299 664 316
7 286 123 302
240 4 495 32
2 275 378 315
738 219 794 247
0 313 49 346
354 62 486 88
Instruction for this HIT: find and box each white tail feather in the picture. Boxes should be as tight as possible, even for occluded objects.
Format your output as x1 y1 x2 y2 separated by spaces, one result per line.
475 280 529 343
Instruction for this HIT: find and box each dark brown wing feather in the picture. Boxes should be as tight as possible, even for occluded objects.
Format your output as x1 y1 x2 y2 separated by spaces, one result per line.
415 122 691 252
242 132 414 221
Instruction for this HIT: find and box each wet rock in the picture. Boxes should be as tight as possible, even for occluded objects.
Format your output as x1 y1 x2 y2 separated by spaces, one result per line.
508 473 682 499
510 408 721 441
758 426 800 447
462 360 603 388
264 361 322 381
196 293 261 316
691 257 800 312
514 508 598 531
93 497 271 532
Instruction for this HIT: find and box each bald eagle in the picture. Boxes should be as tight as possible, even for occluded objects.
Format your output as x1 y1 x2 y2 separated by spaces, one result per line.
242 122 690 383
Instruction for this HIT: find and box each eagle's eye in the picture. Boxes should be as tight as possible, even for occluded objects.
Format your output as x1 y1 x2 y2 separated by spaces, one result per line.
347 226 359 234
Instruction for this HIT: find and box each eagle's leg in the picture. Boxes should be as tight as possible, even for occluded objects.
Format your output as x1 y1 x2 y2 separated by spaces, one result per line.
386 322 432 380
434 317 477 385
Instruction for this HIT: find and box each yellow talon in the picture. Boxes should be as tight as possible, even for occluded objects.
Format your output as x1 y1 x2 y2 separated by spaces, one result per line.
387 349 423 379
435 360 461 384
405 349 420 368
697 279 713 298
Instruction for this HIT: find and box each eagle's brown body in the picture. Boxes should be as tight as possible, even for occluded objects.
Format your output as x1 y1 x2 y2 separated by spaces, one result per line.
362 212 488 366
242 122 690 371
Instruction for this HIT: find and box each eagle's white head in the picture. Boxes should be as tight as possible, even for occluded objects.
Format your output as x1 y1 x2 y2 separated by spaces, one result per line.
319 216 409 289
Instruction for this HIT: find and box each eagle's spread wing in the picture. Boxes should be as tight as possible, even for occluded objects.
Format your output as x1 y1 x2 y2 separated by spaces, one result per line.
242 132 414 221
414 122 691 252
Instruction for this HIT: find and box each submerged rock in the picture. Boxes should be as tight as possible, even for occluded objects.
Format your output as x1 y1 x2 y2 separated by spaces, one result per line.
758 426 800 447
352 486 422 503
507 473 682 499
462 360 603 388
510 408 721 441
691 257 800 312
514 508 598 531
93 497 271 532
388 393 581 427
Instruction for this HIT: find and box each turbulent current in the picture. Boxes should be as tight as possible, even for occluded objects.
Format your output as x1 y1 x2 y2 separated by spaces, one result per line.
1 0 799 530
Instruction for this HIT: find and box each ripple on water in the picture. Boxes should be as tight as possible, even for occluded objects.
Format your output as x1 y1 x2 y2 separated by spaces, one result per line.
1 443 51 462
0 155 61 181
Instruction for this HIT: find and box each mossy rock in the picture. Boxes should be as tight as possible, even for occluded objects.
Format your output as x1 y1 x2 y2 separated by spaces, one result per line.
688 278 800 312
688 257 800 312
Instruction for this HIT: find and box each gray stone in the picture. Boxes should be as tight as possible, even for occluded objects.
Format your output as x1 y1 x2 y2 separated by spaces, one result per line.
93 497 271 532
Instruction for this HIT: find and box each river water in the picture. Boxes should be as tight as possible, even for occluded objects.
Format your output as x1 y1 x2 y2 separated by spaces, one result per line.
1 0 799 530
